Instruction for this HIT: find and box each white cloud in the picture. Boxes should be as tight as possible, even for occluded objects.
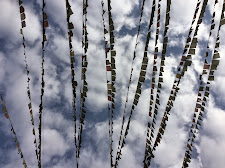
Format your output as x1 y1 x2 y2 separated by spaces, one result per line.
0 0 225 168
0 0 21 43
42 128 70 163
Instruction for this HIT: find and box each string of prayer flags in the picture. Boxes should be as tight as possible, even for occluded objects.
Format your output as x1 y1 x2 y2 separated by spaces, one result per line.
101 0 118 167
146 0 209 165
109 3 116 167
101 1 114 167
17 0 39 160
65 0 79 164
144 0 163 161
114 0 157 167
77 0 89 162
183 1 224 166
144 0 172 166
1 95 28 168
38 0 48 167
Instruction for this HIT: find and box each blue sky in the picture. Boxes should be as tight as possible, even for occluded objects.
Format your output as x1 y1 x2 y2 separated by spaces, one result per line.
0 0 225 168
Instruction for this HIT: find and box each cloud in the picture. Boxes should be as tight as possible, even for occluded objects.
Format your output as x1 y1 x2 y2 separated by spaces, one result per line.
198 97 225 168
0 0 225 168
0 0 21 43
42 128 70 163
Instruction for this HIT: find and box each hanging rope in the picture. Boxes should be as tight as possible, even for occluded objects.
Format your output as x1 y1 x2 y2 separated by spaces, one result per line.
100 1 114 167
38 0 48 167
182 1 224 167
143 0 172 166
114 0 157 167
145 0 163 155
64 0 79 166
146 0 209 165
121 0 146 139
101 0 118 166
109 0 146 167
77 0 89 165
0 95 28 168
17 0 39 161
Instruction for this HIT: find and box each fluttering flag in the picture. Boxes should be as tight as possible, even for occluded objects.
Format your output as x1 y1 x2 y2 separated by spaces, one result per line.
143 0 172 166
77 0 89 164
147 0 210 166
114 0 157 167
182 1 224 166
64 0 80 165
0 95 28 168
38 0 49 167
100 1 116 167
17 0 39 161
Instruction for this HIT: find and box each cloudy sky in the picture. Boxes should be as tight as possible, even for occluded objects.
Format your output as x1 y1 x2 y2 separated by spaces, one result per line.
0 0 225 168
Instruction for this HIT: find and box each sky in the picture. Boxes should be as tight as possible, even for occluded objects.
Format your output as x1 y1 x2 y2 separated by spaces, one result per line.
0 0 225 168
